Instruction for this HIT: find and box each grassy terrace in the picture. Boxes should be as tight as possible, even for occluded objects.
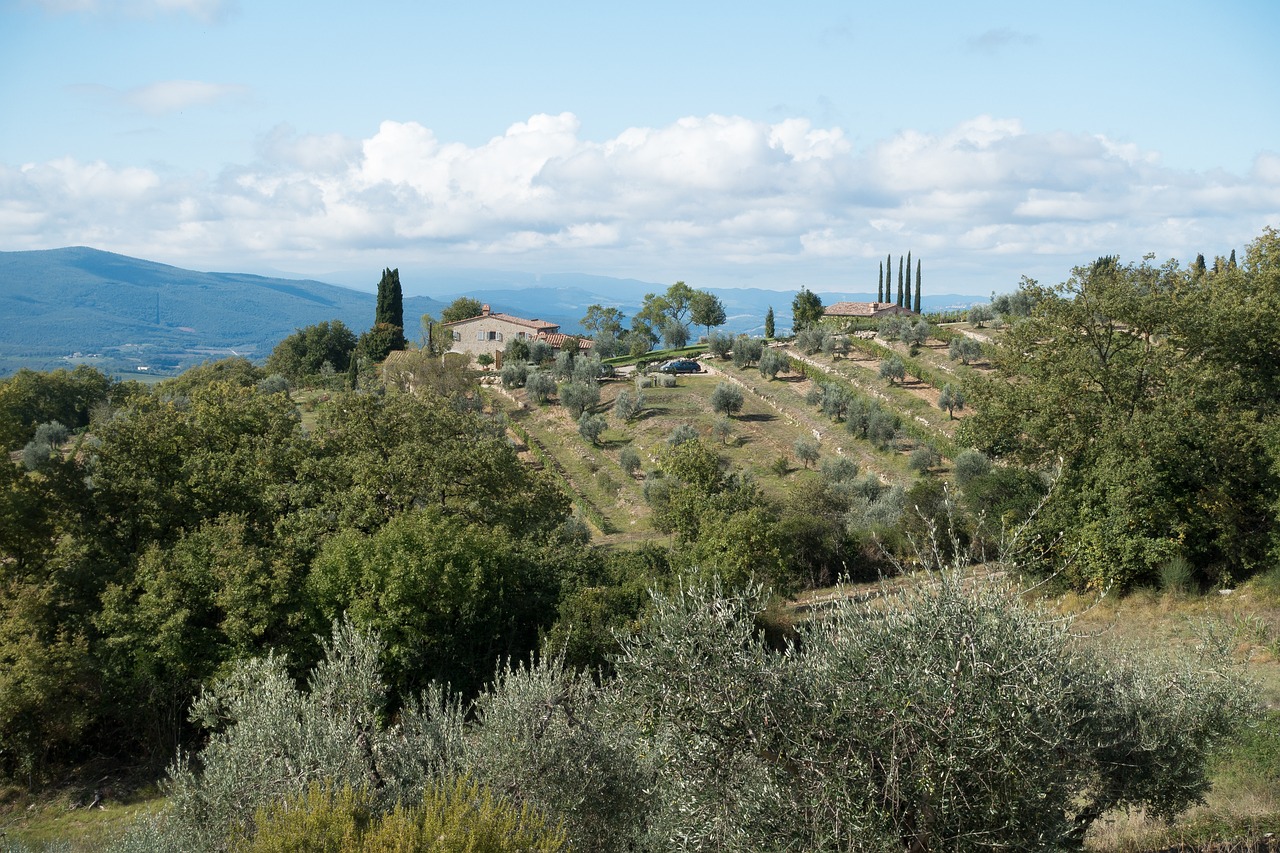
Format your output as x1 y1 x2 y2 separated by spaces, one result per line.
486 360 929 545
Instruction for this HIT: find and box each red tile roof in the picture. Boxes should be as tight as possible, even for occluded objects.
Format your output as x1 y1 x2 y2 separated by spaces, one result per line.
825 301 913 317
538 332 593 350
441 311 559 332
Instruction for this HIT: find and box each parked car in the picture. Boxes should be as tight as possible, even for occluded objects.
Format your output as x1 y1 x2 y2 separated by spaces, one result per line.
660 359 702 374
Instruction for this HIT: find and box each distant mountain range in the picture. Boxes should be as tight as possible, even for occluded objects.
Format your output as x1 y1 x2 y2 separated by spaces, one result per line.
0 247 981 377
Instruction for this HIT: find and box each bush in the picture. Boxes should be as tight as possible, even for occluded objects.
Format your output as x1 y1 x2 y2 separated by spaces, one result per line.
908 445 938 473
667 423 699 446
952 449 992 487
32 419 70 447
618 446 641 476
819 456 858 484
501 362 529 389
1160 554 1195 594
238 777 567 852
256 374 290 395
20 439 52 471
612 578 1253 851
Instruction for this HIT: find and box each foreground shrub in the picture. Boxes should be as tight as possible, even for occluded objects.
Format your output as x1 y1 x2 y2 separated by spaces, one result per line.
116 582 1253 853
239 777 566 853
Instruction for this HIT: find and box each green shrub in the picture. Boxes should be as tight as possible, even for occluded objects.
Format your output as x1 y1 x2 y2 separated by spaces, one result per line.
239 777 566 853
618 446 641 476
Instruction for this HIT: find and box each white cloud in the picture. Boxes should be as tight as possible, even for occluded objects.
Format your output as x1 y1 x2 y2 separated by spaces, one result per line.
3 112 1278 292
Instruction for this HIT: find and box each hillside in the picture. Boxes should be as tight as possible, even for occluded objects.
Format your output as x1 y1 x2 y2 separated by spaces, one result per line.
0 247 981 377
0 248 446 377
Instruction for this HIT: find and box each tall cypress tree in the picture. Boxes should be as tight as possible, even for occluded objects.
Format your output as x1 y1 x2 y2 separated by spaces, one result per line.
878 263 884 303
375 267 404 330
906 251 912 301
897 256 905 307
764 306 775 339
886 253 892 299
914 259 922 313
1229 249 1238 270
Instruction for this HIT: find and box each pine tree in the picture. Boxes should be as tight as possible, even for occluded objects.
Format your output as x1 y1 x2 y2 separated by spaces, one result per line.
764 306 775 339
914 259 922 313
878 263 884 303
897 256 905 307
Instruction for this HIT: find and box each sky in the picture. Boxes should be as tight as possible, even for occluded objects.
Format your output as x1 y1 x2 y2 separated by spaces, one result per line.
1 0 1278 297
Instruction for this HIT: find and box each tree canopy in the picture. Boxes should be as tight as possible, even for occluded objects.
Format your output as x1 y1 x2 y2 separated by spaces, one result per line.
961 228 1280 589
441 297 485 324
791 287 824 331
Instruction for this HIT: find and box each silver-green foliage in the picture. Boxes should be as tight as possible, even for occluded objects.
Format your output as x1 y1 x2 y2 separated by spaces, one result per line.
463 657 651 853
708 381 744 417
616 577 1253 852
559 380 601 419
113 619 465 852
758 347 789 379
578 412 607 445
613 389 642 422
525 370 557 404
794 327 827 355
117 583 1251 853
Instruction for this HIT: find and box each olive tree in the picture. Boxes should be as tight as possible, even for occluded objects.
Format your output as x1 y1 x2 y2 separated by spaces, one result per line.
938 383 966 418
879 356 906 385
709 382 744 418
612 578 1253 852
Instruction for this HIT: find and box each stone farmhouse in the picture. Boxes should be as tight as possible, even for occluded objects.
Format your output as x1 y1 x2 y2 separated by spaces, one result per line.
441 305 592 360
822 301 916 321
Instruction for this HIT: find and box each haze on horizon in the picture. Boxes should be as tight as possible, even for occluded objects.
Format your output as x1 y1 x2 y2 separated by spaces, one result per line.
1 0 1278 297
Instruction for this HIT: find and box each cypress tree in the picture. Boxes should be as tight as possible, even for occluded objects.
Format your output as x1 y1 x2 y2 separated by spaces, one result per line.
886 253 892 300
906 251 912 301
914 259 922 313
878 263 884 303
1229 249 1238 270
375 267 404 330
764 306 775 339
1193 253 1207 278
346 354 359 390
897 256 905 307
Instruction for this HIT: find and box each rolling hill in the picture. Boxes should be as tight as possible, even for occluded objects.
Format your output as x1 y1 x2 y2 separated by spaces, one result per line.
0 246 982 377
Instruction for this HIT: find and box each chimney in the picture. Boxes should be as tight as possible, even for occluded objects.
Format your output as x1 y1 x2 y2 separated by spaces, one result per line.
481 304 491 316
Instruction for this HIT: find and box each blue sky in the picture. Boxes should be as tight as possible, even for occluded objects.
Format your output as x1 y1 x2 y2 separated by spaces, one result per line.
2 0 1278 296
